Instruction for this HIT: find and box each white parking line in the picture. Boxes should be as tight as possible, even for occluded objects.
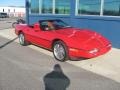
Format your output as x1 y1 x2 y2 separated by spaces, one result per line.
0 29 120 83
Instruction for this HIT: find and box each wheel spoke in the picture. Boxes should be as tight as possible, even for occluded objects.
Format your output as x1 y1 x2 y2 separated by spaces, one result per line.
54 43 65 61
19 34 24 45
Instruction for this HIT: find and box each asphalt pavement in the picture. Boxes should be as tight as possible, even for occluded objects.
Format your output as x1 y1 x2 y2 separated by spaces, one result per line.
0 19 120 89
0 36 120 90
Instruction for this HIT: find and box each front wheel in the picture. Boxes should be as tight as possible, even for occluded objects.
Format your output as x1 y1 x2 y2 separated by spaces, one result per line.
53 41 69 62
18 33 29 46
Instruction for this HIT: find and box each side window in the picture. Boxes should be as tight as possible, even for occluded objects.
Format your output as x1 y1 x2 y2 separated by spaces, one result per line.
30 0 39 14
41 0 53 14
55 0 70 14
77 0 101 15
103 0 120 16
40 21 56 31
40 21 49 31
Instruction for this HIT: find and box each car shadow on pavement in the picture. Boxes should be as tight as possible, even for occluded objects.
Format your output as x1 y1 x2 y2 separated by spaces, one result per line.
0 37 18 49
43 64 70 90
70 57 88 61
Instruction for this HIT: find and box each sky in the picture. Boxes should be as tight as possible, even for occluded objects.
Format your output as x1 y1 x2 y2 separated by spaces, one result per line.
0 0 25 7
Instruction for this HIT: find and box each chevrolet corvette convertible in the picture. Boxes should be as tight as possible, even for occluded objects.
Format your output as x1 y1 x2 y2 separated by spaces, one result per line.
15 19 111 61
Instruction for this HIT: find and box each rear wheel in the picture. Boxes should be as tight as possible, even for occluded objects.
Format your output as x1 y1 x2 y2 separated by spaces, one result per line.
19 33 29 46
53 41 69 62
12 22 17 28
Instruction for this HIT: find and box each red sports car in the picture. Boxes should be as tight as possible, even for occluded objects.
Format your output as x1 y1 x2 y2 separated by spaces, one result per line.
15 19 111 61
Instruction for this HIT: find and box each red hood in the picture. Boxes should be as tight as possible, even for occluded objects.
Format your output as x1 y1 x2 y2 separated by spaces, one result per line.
55 28 110 50
55 28 95 35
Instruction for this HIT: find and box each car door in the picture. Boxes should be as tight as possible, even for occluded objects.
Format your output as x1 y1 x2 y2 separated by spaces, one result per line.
26 23 55 49
33 30 55 49
23 26 37 43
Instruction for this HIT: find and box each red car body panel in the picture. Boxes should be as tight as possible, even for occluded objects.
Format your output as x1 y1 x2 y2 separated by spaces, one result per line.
15 22 111 59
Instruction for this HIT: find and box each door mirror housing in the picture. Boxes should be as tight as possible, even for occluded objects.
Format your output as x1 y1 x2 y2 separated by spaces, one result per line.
34 23 40 32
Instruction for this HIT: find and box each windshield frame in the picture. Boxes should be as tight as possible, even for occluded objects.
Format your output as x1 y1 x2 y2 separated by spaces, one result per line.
39 19 71 31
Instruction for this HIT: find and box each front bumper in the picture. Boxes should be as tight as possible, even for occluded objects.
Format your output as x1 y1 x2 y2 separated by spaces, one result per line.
68 44 111 59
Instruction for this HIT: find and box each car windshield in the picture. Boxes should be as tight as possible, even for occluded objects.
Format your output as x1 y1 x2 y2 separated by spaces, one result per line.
40 20 71 30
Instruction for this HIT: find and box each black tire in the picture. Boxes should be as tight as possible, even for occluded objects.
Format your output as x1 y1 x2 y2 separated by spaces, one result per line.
53 41 69 62
18 33 29 46
12 22 17 28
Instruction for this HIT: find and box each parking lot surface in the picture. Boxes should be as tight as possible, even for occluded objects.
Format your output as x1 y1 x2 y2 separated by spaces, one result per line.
0 19 120 89
1 35 120 90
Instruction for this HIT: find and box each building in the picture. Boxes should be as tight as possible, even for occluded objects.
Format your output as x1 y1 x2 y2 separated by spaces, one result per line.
26 0 120 48
0 6 25 17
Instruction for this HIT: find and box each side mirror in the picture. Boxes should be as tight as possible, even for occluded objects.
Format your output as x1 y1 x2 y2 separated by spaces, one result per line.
34 23 40 32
